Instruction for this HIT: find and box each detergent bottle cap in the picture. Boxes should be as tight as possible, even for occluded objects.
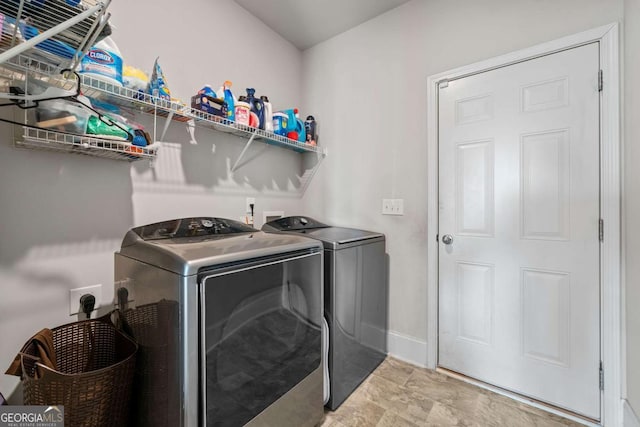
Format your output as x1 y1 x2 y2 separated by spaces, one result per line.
238 95 248 102
224 80 232 88
246 88 255 97
260 95 270 102
199 85 216 97
306 115 315 120
294 108 299 114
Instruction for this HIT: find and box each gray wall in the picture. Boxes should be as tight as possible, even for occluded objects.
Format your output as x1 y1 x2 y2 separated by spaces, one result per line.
625 0 640 417
0 0 309 400
301 0 623 358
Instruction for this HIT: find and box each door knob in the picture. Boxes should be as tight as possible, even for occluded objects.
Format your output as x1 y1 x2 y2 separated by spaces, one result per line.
442 234 453 245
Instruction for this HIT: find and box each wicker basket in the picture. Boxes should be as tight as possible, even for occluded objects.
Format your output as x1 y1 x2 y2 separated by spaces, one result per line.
121 300 179 427
19 314 137 427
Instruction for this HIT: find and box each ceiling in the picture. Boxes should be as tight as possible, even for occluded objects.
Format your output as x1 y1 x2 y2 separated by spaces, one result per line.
232 0 411 50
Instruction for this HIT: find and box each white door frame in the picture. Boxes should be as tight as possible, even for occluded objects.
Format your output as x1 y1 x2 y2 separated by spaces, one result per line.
426 23 621 426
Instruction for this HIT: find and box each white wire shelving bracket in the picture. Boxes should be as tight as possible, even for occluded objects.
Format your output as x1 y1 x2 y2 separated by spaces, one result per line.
299 149 326 196
231 129 259 172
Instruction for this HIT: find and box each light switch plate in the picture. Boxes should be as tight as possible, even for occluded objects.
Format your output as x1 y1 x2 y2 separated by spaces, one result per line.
382 198 404 215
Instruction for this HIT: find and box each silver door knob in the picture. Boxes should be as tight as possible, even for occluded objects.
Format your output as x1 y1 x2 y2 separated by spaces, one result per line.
442 234 453 245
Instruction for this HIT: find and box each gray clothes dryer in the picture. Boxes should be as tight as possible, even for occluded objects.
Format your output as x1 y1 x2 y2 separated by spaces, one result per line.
262 216 388 410
114 217 324 427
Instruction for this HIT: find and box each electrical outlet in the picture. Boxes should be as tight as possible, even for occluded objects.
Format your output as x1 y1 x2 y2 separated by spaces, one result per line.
245 197 256 214
382 198 404 216
69 284 102 316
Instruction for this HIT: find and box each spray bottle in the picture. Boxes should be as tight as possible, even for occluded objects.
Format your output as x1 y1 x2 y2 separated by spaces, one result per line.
217 80 235 122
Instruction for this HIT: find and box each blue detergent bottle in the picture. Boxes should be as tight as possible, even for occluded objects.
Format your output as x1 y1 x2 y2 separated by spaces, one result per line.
272 112 289 136
218 81 235 122
246 88 265 129
274 108 297 137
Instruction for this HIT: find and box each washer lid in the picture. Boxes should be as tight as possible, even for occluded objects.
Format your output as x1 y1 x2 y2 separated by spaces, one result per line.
262 217 384 250
301 227 384 249
118 217 322 276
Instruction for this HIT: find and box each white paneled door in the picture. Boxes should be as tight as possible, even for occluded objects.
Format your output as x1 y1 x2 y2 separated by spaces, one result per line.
438 43 600 419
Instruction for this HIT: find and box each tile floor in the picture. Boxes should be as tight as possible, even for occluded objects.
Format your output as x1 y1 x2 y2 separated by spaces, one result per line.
320 357 585 427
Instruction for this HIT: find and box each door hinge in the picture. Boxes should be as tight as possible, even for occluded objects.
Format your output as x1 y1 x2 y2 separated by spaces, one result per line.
439 79 449 89
600 361 604 390
598 69 603 92
599 219 604 242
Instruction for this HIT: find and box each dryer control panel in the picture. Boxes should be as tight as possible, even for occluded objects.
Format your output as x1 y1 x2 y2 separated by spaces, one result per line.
132 217 257 241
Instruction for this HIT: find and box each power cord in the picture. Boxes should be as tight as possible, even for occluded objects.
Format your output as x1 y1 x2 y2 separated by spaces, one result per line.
80 294 96 319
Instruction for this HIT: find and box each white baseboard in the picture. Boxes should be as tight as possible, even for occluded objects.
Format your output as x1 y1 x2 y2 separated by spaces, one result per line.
386 330 428 368
624 399 640 427
360 322 387 351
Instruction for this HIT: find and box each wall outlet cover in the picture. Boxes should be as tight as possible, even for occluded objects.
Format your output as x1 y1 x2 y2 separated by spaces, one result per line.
69 284 102 316
246 197 256 214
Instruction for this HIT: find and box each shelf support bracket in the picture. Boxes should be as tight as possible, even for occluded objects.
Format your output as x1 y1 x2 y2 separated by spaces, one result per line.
231 130 259 173
160 111 174 142
300 148 326 196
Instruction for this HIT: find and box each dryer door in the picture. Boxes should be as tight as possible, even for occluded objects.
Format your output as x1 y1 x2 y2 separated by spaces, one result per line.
199 250 323 427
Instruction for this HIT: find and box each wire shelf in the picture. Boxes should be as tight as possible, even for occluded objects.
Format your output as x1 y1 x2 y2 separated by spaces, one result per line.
0 0 110 70
0 51 326 162
17 127 158 162
188 109 325 155
76 74 325 156
77 73 192 122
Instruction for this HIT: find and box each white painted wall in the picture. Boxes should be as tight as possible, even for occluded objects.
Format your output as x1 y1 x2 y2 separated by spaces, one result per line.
624 0 640 420
0 0 309 401
301 0 624 364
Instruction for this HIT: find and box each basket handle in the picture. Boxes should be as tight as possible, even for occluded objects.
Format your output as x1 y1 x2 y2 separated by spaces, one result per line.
19 352 44 379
